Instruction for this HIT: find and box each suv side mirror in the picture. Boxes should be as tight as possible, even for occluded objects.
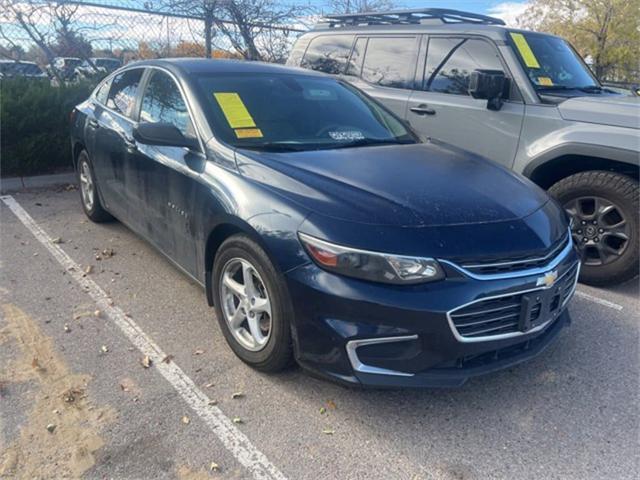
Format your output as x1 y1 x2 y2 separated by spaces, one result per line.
469 70 508 111
133 122 198 149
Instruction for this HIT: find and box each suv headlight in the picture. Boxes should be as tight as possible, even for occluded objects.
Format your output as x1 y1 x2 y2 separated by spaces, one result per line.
298 233 445 284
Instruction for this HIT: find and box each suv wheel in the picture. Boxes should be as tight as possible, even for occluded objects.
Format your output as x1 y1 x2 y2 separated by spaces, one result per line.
549 171 638 286
77 150 113 223
212 234 293 372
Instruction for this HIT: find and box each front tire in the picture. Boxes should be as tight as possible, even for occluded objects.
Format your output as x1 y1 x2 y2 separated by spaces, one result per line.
212 234 293 372
549 171 638 286
77 150 113 223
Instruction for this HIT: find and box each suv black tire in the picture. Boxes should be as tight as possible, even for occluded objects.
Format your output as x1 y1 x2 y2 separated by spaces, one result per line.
77 150 113 223
549 171 638 286
212 234 293 372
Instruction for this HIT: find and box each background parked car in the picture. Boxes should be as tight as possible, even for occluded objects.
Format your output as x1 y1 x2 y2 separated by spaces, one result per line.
287 8 640 287
0 60 48 79
48 56 82 80
73 57 122 80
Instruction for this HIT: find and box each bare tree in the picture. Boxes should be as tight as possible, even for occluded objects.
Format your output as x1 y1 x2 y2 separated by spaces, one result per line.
164 0 307 61
329 0 398 14
0 0 101 80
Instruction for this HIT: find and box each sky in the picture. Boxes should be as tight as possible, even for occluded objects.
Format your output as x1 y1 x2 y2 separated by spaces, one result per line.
307 1 530 25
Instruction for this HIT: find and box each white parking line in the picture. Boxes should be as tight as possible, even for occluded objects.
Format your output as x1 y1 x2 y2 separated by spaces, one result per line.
575 290 624 311
0 195 287 480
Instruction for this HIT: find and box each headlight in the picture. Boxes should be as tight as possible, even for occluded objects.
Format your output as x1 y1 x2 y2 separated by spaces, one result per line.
298 233 445 284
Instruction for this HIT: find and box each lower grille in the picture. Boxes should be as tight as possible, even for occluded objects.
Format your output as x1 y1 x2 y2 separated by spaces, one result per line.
449 262 579 341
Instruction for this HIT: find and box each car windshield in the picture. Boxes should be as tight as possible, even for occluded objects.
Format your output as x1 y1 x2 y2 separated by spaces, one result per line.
0 62 42 75
196 72 417 151
509 31 599 92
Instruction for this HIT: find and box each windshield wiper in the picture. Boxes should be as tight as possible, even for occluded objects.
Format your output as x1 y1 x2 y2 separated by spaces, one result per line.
577 85 603 93
238 142 308 152
327 138 414 150
537 85 603 93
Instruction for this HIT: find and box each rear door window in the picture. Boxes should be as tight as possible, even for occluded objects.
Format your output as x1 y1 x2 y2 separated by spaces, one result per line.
360 37 418 89
301 35 354 74
424 37 503 95
106 68 143 118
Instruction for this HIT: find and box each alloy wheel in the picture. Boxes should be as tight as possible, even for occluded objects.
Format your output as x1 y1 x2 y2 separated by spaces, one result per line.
79 160 94 211
219 257 272 352
565 196 630 266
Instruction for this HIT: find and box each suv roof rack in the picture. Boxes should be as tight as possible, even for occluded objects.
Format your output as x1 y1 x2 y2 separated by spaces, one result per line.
317 8 506 28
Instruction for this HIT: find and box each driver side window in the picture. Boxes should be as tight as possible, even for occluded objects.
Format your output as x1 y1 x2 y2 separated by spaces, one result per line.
139 70 196 139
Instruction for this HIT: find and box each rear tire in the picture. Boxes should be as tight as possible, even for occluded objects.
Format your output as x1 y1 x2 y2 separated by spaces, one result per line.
212 234 293 372
77 150 113 223
549 171 638 286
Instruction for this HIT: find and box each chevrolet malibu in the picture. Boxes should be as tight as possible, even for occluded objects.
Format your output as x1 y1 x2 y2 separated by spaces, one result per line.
70 59 580 387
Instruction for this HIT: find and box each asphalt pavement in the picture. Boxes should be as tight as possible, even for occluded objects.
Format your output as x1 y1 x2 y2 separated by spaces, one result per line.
1 187 638 480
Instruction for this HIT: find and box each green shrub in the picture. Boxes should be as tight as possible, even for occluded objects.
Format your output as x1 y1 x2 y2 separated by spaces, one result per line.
1 78 96 177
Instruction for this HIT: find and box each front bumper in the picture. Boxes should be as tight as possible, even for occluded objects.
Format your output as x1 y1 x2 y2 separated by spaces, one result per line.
284 245 579 388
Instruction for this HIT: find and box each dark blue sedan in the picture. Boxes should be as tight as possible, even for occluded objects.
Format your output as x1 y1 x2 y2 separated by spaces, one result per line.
70 59 580 387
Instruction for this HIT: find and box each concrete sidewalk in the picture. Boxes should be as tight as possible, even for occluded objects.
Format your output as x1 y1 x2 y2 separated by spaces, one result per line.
0 172 76 194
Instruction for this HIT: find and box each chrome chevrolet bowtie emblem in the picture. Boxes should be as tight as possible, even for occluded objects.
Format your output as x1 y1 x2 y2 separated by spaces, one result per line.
537 270 558 287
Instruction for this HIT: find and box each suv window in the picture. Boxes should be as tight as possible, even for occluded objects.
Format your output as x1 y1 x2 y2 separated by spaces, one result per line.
140 70 195 139
360 37 417 89
301 35 354 74
424 37 503 95
106 68 143 117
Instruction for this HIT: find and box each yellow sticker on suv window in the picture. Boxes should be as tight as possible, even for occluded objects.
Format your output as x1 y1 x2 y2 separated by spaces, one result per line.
213 92 256 129
235 128 263 139
538 76 554 86
510 33 540 69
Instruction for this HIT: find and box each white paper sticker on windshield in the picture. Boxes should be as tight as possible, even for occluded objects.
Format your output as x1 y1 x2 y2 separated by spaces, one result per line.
328 131 365 141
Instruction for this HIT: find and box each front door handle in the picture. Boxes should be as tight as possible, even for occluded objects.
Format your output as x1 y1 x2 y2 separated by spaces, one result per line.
88 118 99 129
410 104 436 116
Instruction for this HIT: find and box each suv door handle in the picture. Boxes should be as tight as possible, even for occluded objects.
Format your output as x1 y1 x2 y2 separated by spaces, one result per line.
410 104 436 116
88 118 99 129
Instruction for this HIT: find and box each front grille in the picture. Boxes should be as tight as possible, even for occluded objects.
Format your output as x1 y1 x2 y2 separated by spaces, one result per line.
460 234 570 275
449 262 579 340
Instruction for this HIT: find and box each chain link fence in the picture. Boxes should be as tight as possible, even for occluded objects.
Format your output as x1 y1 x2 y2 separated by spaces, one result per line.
0 0 308 81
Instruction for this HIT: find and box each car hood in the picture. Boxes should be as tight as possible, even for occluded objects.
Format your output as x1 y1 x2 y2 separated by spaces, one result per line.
558 95 640 129
236 142 550 227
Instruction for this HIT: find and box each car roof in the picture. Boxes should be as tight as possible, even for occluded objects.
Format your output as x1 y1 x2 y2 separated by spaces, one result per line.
126 58 326 77
0 60 38 65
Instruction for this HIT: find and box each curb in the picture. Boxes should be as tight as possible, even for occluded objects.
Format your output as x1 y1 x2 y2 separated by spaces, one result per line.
0 173 76 194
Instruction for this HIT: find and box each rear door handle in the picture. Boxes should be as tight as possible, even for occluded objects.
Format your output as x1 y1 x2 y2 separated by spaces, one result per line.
410 104 436 116
88 118 99 129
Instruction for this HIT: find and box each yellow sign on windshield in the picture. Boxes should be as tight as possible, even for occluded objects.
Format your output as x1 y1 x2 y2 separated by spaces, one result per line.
213 92 256 129
510 33 540 69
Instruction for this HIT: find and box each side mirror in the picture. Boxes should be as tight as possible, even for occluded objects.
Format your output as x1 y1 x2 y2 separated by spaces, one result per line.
133 122 198 149
469 70 508 111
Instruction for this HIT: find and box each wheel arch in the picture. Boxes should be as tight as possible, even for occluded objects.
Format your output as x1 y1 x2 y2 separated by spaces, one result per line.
523 144 639 190
72 141 86 170
203 219 277 307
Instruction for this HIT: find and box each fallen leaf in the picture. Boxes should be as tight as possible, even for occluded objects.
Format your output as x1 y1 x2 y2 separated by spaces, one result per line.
161 354 174 364
232 417 243 424
327 400 337 410
181 415 190 425
208 400 218 406
322 428 335 435
193 349 204 355
84 265 93 274
102 248 115 258
205 383 215 388
209 462 220 472
231 392 244 399
141 356 152 368
46 423 56 433
94 310 101 318
31 358 41 370
319 407 326 415
51 237 63 244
